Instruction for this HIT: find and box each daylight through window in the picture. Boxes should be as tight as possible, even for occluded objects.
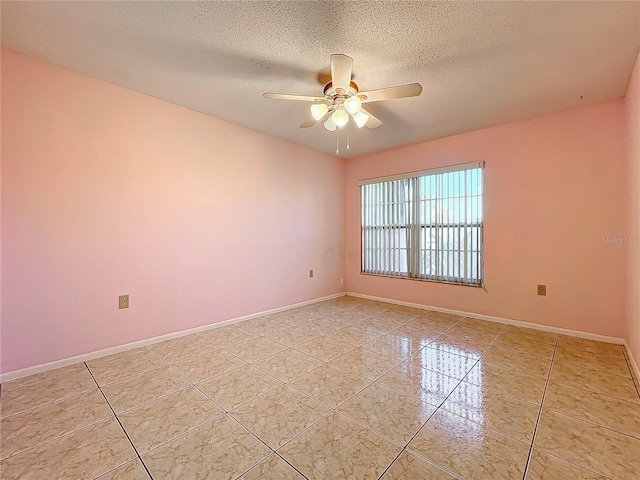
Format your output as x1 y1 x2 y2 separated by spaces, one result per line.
360 161 484 286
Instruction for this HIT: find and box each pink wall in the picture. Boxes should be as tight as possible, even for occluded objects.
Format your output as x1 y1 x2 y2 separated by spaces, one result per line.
625 50 640 367
346 101 628 338
1 49 345 374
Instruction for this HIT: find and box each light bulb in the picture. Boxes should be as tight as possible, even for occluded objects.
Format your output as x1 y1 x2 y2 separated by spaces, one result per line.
324 116 336 131
344 96 362 115
332 108 349 127
310 103 328 121
353 110 370 128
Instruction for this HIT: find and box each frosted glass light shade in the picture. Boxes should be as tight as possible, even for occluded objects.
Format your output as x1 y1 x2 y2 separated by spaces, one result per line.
332 108 349 127
353 110 370 128
344 96 362 114
324 116 336 131
310 103 328 121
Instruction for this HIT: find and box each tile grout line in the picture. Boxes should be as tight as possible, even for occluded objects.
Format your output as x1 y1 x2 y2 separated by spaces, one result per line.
12 300 633 479
376 320 507 480
83 362 156 480
145 345 315 479
520 336 559 480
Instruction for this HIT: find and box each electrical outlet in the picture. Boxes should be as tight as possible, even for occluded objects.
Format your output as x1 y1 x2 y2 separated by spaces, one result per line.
537 285 547 296
119 294 130 309
309 269 314 278
340 277 344 285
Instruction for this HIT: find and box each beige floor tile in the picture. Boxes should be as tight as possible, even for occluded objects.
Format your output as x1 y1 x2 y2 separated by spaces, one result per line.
556 336 623 356
197 325 259 348
544 382 640 439
526 450 607 480
232 385 330 449
289 364 372 408
148 335 217 364
355 317 401 334
465 362 546 403
378 363 459 406
386 324 441 344
238 317 291 336
1 389 112 459
172 348 246 383
0 365 97 418
101 366 189 413
119 387 223 454
239 454 305 479
263 325 322 346
324 309 373 323
360 304 396 315
282 306 325 321
253 349 324 382
372 310 420 324
458 318 506 335
535 409 640 479
198 364 283 411
549 360 640 403
362 335 421 360
2 363 88 391
294 336 356 361
441 324 501 344
324 325 382 346
408 409 530 480
338 383 436 444
142 415 270 480
225 336 288 363
87 348 167 385
554 348 631 378
501 325 558 345
381 451 457 479
427 337 490 360
391 305 428 316
328 347 402 380
482 346 551 378
419 311 464 325
408 346 478 380
0 418 136 480
313 316 354 332
406 316 458 335
279 413 401 480
97 459 151 480
441 381 539 442
492 334 555 359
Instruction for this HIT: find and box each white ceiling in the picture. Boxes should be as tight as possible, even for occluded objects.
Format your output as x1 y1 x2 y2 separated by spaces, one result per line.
2 1 639 158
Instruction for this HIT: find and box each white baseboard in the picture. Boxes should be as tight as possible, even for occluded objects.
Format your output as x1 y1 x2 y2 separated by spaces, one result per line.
0 292 346 384
624 341 640 383
350 292 640 385
347 292 627 344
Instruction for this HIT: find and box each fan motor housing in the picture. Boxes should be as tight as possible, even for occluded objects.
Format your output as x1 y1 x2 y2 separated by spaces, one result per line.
323 81 360 99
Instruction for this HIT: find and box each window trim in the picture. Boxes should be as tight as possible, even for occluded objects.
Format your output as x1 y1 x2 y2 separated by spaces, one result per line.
359 161 485 287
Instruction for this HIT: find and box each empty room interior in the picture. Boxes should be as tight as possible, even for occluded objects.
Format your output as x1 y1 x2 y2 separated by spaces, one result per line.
2 2 640 479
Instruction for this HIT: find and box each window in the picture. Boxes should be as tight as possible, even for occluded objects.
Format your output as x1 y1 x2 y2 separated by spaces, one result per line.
360 161 484 286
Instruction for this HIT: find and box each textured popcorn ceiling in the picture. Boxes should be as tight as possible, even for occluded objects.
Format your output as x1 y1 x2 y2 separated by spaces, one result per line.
2 1 639 158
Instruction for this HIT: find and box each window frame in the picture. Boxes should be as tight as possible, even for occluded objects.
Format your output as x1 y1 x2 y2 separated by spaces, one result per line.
359 161 485 287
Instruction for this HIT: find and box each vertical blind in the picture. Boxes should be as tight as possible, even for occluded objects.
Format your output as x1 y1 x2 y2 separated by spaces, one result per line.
359 161 484 286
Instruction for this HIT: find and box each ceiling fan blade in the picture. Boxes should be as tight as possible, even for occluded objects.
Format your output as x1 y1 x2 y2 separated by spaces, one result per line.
358 83 422 103
299 108 334 128
330 54 353 93
360 107 383 129
262 93 326 102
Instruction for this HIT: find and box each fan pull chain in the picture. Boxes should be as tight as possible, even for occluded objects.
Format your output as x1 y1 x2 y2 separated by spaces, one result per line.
336 126 339 155
347 118 350 150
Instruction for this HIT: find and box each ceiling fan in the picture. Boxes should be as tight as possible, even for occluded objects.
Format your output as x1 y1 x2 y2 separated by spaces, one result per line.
262 54 422 133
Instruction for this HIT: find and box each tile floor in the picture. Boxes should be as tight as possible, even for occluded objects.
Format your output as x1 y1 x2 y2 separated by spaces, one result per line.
1 296 639 479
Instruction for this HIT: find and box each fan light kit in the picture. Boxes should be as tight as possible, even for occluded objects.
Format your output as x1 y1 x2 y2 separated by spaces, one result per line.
263 54 422 154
